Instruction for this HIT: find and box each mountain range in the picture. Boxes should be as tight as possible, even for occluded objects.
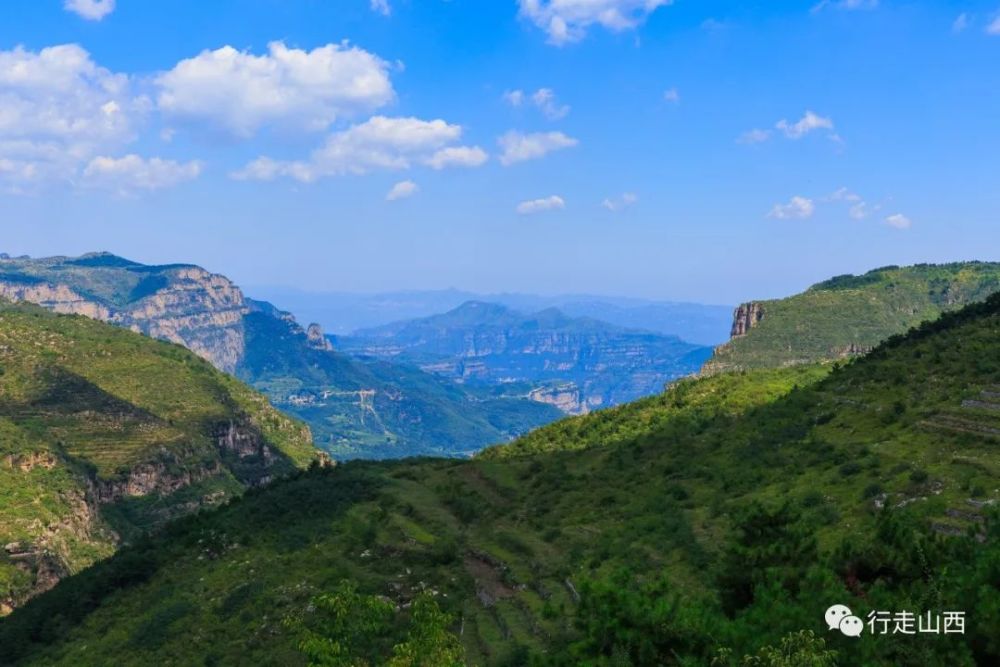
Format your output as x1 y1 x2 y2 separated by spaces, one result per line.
3 271 998 665
0 253 561 460
247 286 734 345
337 300 713 414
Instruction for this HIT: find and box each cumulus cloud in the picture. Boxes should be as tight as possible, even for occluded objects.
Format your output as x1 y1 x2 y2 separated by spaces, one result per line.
64 0 115 21
884 213 912 229
827 187 879 219
0 44 150 190
517 195 565 214
370 0 391 16
386 179 417 201
497 130 578 166
155 41 394 137
503 88 570 120
602 192 638 211
82 154 202 194
424 145 488 169
776 110 834 139
663 88 680 104
517 0 673 45
232 116 483 181
768 196 815 220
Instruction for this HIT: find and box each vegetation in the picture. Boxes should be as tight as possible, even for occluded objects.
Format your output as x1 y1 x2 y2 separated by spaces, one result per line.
4 291 1000 665
0 301 315 611
705 261 1000 372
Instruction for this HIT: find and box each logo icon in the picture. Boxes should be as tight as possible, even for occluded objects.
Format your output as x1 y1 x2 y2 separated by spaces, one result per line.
825 604 863 637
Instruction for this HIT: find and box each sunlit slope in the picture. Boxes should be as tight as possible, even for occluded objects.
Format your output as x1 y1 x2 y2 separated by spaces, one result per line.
0 302 316 613
4 294 1000 665
704 261 1000 373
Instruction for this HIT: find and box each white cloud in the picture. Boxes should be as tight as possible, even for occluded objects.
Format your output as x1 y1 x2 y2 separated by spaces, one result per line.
424 145 488 169
82 154 202 194
386 179 417 201
64 0 115 21
371 0 391 16
987 15 1000 35
602 192 637 211
737 128 771 144
503 89 525 107
884 213 912 229
503 88 570 119
827 187 879 219
517 195 565 214
0 44 148 190
768 196 815 220
952 13 969 33
232 116 478 181
155 41 394 137
531 88 570 120
517 0 673 45
776 110 834 139
663 87 680 104
497 130 578 165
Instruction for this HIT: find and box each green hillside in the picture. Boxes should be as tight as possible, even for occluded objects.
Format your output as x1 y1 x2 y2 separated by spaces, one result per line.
0 253 562 459
4 294 1000 665
704 262 1000 373
0 302 316 613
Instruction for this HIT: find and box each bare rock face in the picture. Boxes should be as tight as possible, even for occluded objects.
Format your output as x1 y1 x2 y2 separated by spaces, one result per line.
114 267 249 373
730 302 764 338
528 383 594 415
0 265 250 373
0 283 112 320
306 323 334 351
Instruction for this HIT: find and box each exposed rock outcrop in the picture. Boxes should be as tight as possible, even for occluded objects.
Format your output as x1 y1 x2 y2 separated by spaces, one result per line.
306 323 334 351
730 302 764 338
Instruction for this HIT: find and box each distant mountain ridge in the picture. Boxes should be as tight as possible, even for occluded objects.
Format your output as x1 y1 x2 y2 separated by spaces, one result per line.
703 261 1000 373
247 286 733 345
0 253 560 459
337 300 713 414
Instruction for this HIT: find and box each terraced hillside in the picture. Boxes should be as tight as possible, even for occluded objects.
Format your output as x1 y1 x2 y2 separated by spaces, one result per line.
0 302 317 613
3 294 999 665
704 262 1000 373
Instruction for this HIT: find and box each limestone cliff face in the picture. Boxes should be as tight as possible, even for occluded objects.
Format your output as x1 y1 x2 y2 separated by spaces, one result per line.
730 302 764 338
306 323 334 351
0 265 249 373
0 283 113 320
116 267 248 373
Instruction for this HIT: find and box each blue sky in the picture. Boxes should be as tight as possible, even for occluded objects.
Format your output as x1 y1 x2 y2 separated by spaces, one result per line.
1 0 999 304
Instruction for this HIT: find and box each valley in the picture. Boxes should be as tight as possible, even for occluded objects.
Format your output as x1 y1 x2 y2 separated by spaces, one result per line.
3 284 999 665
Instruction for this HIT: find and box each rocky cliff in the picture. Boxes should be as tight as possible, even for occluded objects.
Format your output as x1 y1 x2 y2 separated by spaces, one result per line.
729 301 764 337
0 256 248 372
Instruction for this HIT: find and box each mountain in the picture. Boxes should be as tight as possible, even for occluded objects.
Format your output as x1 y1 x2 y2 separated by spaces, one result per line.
247 286 734 345
0 253 561 459
5 292 999 665
336 301 713 414
0 300 318 614
704 261 1000 374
